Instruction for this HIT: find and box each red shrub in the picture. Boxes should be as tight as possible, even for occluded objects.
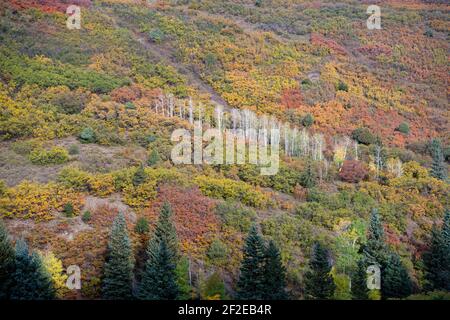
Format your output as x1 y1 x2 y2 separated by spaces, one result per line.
338 160 368 183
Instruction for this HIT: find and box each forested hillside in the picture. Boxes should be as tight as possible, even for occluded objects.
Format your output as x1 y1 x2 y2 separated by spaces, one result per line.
0 0 448 300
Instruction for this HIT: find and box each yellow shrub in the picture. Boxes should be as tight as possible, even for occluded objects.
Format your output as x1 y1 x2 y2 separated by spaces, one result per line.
122 180 157 207
88 174 115 197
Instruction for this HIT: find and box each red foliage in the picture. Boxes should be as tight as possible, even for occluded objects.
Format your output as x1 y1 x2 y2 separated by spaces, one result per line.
357 44 392 58
110 85 142 103
280 88 303 109
310 33 347 56
338 160 369 183
142 185 220 257
7 0 91 13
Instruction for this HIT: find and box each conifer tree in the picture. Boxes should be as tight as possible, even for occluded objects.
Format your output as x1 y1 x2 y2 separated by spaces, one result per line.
363 208 388 267
236 224 266 300
304 242 335 299
11 239 55 300
137 239 179 300
430 139 447 180
147 149 160 167
132 164 148 186
262 240 288 299
300 160 316 188
0 220 15 299
382 253 412 299
423 211 450 291
148 201 178 261
351 259 369 300
102 212 134 300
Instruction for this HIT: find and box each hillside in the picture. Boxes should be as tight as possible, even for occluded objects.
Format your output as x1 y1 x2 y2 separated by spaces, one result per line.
0 0 449 300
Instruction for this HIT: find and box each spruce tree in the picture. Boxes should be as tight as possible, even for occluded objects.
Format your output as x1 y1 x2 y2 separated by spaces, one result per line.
236 224 266 300
382 253 412 299
430 139 447 180
300 160 316 188
423 211 450 291
262 240 288 299
132 164 148 186
11 239 55 300
304 242 335 299
363 208 388 267
147 149 160 167
102 212 134 299
137 239 179 300
351 259 369 300
149 201 178 261
0 220 15 299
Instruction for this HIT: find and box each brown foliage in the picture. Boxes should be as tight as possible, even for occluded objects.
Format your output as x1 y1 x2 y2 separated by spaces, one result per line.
338 160 369 183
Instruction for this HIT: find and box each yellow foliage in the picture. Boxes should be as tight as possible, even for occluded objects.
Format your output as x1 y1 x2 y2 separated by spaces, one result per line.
42 251 68 299
122 180 157 208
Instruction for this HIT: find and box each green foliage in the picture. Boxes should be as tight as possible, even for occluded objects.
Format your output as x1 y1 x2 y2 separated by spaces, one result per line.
396 122 410 135
363 209 388 267
300 161 316 188
263 240 288 300
63 202 75 218
201 272 226 300
382 252 412 299
147 149 160 167
68 144 80 155
301 113 314 127
207 239 228 264
175 256 192 300
332 272 351 300
351 259 369 300
148 202 178 260
422 212 450 291
336 81 349 92
132 165 148 187
137 239 179 300
304 242 335 299
102 213 134 300
215 201 256 233
11 239 55 300
352 128 377 145
0 220 15 299
0 180 6 197
237 225 266 300
430 139 447 180
78 127 96 144
29 147 69 165
134 217 150 235
81 210 92 223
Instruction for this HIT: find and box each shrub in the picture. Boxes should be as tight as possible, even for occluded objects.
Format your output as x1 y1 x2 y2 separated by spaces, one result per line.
57 167 91 191
147 149 160 167
134 217 150 234
63 202 75 218
88 174 115 197
82 210 92 223
336 81 349 92
68 144 80 155
302 114 314 127
148 29 165 43
0 180 6 197
215 201 256 233
123 180 157 208
29 147 69 165
339 160 368 183
351 127 377 145
207 239 228 263
11 140 42 156
78 127 96 144
396 122 410 135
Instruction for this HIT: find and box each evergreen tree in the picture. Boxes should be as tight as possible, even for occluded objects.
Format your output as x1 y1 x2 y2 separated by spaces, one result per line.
423 211 450 291
148 201 178 261
147 149 160 167
430 138 447 180
0 220 15 299
363 208 388 267
102 212 134 299
382 253 412 299
304 242 335 299
300 160 316 188
11 239 55 300
175 256 192 300
351 259 369 300
236 224 266 300
137 239 179 300
262 240 288 299
132 164 148 186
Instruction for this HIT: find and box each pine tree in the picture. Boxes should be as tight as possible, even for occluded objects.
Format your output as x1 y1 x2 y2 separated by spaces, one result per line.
148 201 178 261
236 224 266 300
102 212 134 300
11 239 55 300
262 240 288 299
430 139 447 180
147 149 160 167
363 208 388 267
351 259 369 300
304 242 335 299
423 211 450 291
300 160 316 188
132 164 148 186
382 253 412 299
0 220 15 299
137 239 179 300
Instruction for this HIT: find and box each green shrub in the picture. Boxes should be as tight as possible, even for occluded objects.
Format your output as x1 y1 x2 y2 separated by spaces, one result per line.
11 140 42 156
29 147 69 165
215 201 256 233
63 202 75 217
148 29 165 43
351 127 377 145
82 210 92 223
207 239 228 262
134 217 150 234
336 81 349 92
78 127 96 144
302 114 314 127
68 144 80 155
0 179 6 196
396 122 410 135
